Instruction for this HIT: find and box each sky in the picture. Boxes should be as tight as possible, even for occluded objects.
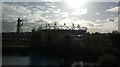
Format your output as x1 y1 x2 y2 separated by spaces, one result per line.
1 1 120 33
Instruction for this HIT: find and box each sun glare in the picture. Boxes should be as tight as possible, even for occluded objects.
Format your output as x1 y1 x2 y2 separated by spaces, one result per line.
66 0 87 9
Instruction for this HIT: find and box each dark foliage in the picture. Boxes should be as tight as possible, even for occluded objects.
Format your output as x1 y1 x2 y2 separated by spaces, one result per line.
30 30 120 66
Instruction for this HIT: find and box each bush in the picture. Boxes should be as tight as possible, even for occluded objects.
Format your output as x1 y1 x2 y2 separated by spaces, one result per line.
98 54 119 67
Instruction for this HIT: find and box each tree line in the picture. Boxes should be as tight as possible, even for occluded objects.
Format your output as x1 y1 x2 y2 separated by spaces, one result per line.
30 30 120 67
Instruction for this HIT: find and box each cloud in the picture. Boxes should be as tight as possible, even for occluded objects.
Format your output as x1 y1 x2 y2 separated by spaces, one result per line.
45 15 52 19
3 3 31 15
96 20 101 22
102 22 117 31
96 12 100 15
53 9 61 13
2 2 52 32
0 2 2 18
45 10 50 13
61 12 69 18
103 17 118 31
106 18 115 22
72 8 88 16
88 17 118 33
2 2 32 22
90 17 118 33
2 2 118 33
34 19 48 24
106 6 120 12
105 17 118 22
88 25 117 33
49 5 56 8
33 8 44 14
57 18 96 28
88 28 111 33
2 19 16 32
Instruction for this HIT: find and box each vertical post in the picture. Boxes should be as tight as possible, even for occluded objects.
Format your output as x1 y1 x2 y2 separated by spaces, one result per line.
77 24 80 30
54 23 57 29
72 23 75 30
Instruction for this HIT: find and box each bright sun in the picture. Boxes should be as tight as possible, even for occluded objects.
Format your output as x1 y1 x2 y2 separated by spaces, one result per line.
66 0 87 9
